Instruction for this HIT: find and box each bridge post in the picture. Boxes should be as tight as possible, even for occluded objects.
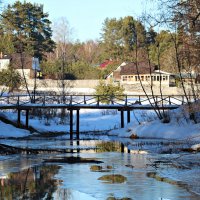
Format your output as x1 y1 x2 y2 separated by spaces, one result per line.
127 110 130 123
76 109 80 140
120 110 124 128
84 95 86 104
26 109 29 128
70 140 73 153
17 109 21 127
121 143 124 153
70 109 73 140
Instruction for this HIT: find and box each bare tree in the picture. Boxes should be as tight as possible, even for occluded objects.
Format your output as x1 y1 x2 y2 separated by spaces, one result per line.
52 17 74 124
141 0 200 122
53 17 74 97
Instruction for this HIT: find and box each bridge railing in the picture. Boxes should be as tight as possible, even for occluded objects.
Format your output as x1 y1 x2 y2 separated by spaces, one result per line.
0 94 192 108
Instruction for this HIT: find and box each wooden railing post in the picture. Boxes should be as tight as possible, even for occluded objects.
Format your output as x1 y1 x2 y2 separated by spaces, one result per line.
84 95 86 104
43 95 45 106
125 95 127 106
70 95 72 105
169 96 171 105
97 96 99 106
17 96 20 106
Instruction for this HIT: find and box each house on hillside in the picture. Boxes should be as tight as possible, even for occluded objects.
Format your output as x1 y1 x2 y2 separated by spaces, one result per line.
106 61 174 87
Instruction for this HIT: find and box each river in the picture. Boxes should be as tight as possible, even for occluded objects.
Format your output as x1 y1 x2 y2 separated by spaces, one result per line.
0 138 199 200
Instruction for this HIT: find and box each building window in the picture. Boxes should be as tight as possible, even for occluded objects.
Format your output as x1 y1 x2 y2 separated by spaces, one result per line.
141 76 144 81
157 76 160 81
145 76 150 81
123 76 127 81
128 75 134 81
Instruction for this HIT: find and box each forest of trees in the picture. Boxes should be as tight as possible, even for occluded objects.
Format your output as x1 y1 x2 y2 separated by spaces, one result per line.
0 0 199 81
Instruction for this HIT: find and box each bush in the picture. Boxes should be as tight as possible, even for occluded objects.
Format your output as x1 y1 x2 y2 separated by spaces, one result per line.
95 80 124 104
0 67 22 92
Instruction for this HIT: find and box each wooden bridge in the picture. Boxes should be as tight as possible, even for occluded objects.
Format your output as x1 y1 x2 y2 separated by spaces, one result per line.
0 94 187 139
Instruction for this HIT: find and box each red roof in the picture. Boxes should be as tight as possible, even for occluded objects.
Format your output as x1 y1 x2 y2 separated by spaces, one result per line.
99 60 113 69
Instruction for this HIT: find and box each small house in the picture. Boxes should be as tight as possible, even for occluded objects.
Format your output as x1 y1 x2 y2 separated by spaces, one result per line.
106 61 173 86
120 62 172 86
0 53 41 79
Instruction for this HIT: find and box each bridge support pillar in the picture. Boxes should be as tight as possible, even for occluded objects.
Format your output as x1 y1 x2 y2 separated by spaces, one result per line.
121 143 124 153
26 110 29 128
127 110 130 123
70 110 73 140
17 109 21 127
76 109 80 140
120 110 124 128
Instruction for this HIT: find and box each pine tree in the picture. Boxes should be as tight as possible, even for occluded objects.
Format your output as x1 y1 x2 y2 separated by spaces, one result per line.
0 1 55 60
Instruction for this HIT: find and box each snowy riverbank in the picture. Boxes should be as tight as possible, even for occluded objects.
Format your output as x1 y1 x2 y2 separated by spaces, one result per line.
1 107 200 146
0 107 200 197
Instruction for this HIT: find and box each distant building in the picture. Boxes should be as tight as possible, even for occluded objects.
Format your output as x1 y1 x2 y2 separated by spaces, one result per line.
0 53 41 79
0 53 10 70
106 62 127 82
99 59 113 69
174 72 198 84
106 61 173 86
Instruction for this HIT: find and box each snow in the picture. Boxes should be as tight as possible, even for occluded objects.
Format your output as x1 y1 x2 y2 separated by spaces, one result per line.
0 105 200 197
0 106 200 143
0 120 30 138
109 119 200 140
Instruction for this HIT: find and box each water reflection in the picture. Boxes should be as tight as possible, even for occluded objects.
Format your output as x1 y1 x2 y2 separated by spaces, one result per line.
0 140 199 199
0 165 61 200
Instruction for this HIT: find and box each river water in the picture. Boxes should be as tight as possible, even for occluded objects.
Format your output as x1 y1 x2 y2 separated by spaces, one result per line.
0 138 199 200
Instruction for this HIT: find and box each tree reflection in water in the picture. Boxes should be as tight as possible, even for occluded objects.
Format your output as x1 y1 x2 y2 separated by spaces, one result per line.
0 165 62 199
96 141 121 152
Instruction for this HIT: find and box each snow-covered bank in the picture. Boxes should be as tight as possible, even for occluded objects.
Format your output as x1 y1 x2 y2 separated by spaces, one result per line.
1 107 200 144
109 119 200 141
109 106 200 147
0 120 30 138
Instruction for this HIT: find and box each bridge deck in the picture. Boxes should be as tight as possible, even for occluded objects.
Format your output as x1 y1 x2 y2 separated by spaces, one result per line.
0 103 179 110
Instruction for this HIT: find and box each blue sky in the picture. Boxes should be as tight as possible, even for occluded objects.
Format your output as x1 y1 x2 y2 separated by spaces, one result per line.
5 0 145 42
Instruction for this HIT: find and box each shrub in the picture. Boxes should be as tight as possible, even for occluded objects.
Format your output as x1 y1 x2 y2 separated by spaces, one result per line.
0 67 22 92
95 80 124 104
